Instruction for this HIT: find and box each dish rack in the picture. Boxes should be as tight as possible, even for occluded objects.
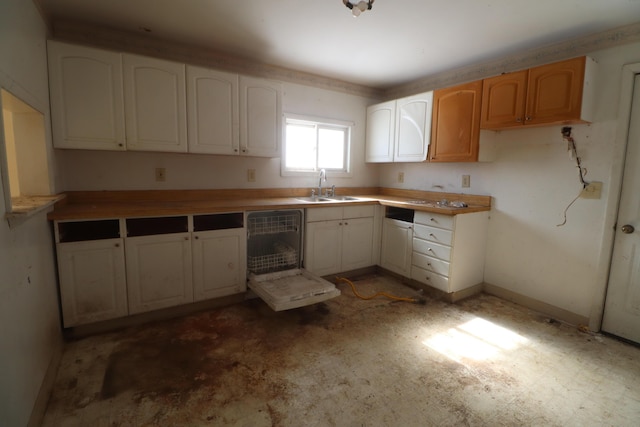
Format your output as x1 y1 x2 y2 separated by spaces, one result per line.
247 211 301 275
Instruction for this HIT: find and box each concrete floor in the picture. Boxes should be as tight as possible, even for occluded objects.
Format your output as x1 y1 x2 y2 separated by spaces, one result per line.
43 274 640 426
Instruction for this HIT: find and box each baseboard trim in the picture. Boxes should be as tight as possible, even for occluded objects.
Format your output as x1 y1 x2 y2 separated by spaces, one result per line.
483 282 589 327
28 338 63 427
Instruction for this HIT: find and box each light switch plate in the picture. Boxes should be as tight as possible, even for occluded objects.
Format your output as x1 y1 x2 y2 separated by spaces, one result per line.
581 181 602 199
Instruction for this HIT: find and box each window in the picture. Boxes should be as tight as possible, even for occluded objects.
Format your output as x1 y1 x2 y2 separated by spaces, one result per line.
283 114 352 176
1 88 55 224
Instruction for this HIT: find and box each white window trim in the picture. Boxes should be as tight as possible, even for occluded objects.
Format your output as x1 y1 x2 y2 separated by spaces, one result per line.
281 113 353 178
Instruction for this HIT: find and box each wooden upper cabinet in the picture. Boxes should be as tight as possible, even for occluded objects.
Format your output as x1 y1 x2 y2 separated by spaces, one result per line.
526 57 586 125
481 57 594 129
429 80 483 163
481 70 527 129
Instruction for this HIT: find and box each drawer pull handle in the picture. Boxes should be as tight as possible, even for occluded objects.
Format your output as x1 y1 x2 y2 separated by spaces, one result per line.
430 218 436 222
115 243 120 248
429 233 436 238
427 263 432 267
425 276 431 281
428 248 433 252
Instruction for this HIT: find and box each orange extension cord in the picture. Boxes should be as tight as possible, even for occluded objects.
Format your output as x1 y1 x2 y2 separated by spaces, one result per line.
335 277 425 304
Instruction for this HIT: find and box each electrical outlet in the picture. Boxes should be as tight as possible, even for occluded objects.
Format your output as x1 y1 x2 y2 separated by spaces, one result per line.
247 169 256 182
398 172 404 183
155 168 166 182
581 181 602 199
462 175 471 188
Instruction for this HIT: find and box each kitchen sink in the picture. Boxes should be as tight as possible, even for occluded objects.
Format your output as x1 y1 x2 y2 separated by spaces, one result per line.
294 197 333 203
327 196 361 201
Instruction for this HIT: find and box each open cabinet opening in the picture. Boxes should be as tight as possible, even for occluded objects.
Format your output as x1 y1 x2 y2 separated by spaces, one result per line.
1 88 53 220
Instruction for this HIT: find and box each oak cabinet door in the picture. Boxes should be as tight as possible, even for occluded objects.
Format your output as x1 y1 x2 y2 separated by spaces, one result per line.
429 80 482 162
481 70 528 129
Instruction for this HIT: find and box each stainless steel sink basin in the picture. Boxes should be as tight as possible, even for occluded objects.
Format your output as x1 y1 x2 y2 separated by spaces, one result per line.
327 196 360 201
294 197 333 203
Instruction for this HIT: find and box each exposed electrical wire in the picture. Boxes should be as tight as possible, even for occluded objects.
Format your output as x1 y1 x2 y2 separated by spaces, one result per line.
557 127 588 227
561 126 589 188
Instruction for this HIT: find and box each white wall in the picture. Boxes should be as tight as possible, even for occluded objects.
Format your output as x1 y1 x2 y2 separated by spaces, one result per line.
0 1 62 426
55 81 380 191
380 41 640 322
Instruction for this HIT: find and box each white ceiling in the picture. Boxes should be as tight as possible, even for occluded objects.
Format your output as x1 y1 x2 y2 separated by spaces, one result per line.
40 0 640 89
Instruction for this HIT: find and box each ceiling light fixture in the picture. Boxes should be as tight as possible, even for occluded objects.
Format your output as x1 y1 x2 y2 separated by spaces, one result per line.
343 0 374 17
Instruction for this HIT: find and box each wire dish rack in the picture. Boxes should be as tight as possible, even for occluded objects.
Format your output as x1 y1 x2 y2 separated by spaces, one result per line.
248 241 298 274
247 213 299 237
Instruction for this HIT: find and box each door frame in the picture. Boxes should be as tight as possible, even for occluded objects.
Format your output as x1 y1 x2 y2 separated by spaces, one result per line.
589 63 640 331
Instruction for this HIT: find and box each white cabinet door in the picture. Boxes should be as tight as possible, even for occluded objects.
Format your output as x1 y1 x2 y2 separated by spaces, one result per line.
342 217 375 271
192 228 246 300
381 218 413 276
394 92 433 162
239 76 281 157
365 100 396 163
57 239 127 327
187 66 239 155
47 41 125 151
305 220 343 276
126 233 193 314
123 54 187 152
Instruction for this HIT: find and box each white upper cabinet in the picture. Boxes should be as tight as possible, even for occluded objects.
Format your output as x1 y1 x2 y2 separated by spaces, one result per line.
365 100 396 162
239 76 282 157
123 54 187 152
48 41 126 151
186 65 239 155
365 91 433 163
394 92 433 162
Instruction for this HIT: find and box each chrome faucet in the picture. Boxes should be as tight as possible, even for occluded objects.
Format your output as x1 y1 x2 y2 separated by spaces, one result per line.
317 169 326 197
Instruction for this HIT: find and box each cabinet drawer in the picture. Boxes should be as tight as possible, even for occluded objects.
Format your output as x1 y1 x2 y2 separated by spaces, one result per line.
412 253 450 277
414 211 454 230
412 238 451 262
413 224 453 246
411 266 449 293
306 207 344 222
343 205 375 219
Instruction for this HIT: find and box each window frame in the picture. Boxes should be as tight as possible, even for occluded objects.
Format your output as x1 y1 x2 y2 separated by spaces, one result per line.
281 113 353 178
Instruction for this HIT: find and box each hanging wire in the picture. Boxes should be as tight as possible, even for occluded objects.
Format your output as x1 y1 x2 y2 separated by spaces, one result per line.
557 127 589 227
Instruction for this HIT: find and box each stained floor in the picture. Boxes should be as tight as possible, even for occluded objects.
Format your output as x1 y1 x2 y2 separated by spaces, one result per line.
43 275 640 426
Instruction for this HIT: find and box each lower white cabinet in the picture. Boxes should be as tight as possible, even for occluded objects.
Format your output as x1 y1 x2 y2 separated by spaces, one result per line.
56 239 127 327
305 205 376 276
411 211 488 294
192 228 246 300
55 219 127 327
125 232 193 315
55 213 246 326
380 218 413 276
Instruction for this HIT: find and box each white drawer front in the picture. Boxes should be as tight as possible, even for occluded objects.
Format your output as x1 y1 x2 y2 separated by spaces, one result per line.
411 266 449 293
413 224 453 246
412 238 451 262
412 252 450 277
343 204 375 219
414 211 454 230
306 206 343 222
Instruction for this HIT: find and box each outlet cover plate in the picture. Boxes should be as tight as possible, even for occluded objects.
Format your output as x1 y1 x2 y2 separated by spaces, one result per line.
581 181 602 199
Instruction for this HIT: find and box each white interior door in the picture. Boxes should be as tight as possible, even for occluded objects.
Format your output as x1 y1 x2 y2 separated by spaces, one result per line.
602 74 640 343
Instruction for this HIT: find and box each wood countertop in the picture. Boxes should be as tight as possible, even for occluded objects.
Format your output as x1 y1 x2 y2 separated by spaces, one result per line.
47 187 491 221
